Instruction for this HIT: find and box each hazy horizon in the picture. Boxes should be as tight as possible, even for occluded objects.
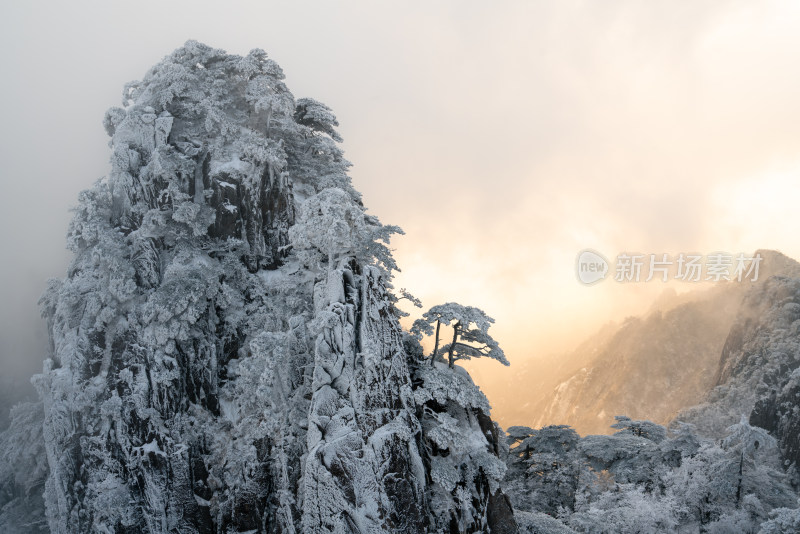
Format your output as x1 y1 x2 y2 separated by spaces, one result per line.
3 1 800 412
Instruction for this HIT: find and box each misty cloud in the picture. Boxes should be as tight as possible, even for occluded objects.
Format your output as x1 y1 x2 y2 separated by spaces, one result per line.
2 0 800 397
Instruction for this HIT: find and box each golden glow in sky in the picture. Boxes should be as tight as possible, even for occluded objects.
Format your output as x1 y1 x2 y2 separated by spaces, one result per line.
2 1 800 390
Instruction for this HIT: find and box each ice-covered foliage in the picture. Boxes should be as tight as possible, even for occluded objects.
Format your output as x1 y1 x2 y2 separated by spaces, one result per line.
504 416 799 533
289 187 402 275
515 510 577 533
568 483 682 534
505 425 580 516
0 41 519 534
411 302 508 369
610 415 667 443
759 505 800 533
0 402 48 533
293 98 343 143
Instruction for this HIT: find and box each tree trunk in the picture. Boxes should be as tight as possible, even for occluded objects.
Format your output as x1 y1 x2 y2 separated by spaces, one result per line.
448 322 460 368
431 320 441 367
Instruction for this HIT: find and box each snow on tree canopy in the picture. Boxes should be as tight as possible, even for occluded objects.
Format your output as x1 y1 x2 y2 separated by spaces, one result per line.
411 302 509 369
0 41 519 534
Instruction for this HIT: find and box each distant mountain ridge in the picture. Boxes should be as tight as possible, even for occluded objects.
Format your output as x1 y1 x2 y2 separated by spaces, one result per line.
494 250 800 436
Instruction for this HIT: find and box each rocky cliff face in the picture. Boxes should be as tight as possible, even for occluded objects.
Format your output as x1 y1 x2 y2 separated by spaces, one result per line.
301 264 426 533
407 350 517 533
0 41 517 533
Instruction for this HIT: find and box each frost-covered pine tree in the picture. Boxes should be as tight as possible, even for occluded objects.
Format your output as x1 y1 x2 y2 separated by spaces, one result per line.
411 303 508 368
505 425 580 516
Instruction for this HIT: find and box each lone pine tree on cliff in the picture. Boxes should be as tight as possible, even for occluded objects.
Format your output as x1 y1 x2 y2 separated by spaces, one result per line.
411 302 509 368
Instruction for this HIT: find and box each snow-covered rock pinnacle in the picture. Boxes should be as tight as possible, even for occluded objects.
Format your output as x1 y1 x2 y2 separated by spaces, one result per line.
0 41 517 534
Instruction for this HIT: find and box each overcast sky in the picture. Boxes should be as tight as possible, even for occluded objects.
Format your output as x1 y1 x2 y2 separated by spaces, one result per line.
2 1 800 392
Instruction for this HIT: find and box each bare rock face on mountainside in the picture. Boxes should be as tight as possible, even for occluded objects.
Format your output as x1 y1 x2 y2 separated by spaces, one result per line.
0 42 517 534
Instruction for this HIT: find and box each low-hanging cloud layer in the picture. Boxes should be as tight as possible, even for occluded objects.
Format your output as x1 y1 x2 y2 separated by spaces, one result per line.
2 1 800 393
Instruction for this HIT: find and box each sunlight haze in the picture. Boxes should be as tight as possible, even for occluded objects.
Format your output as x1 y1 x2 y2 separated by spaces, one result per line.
2 1 800 416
